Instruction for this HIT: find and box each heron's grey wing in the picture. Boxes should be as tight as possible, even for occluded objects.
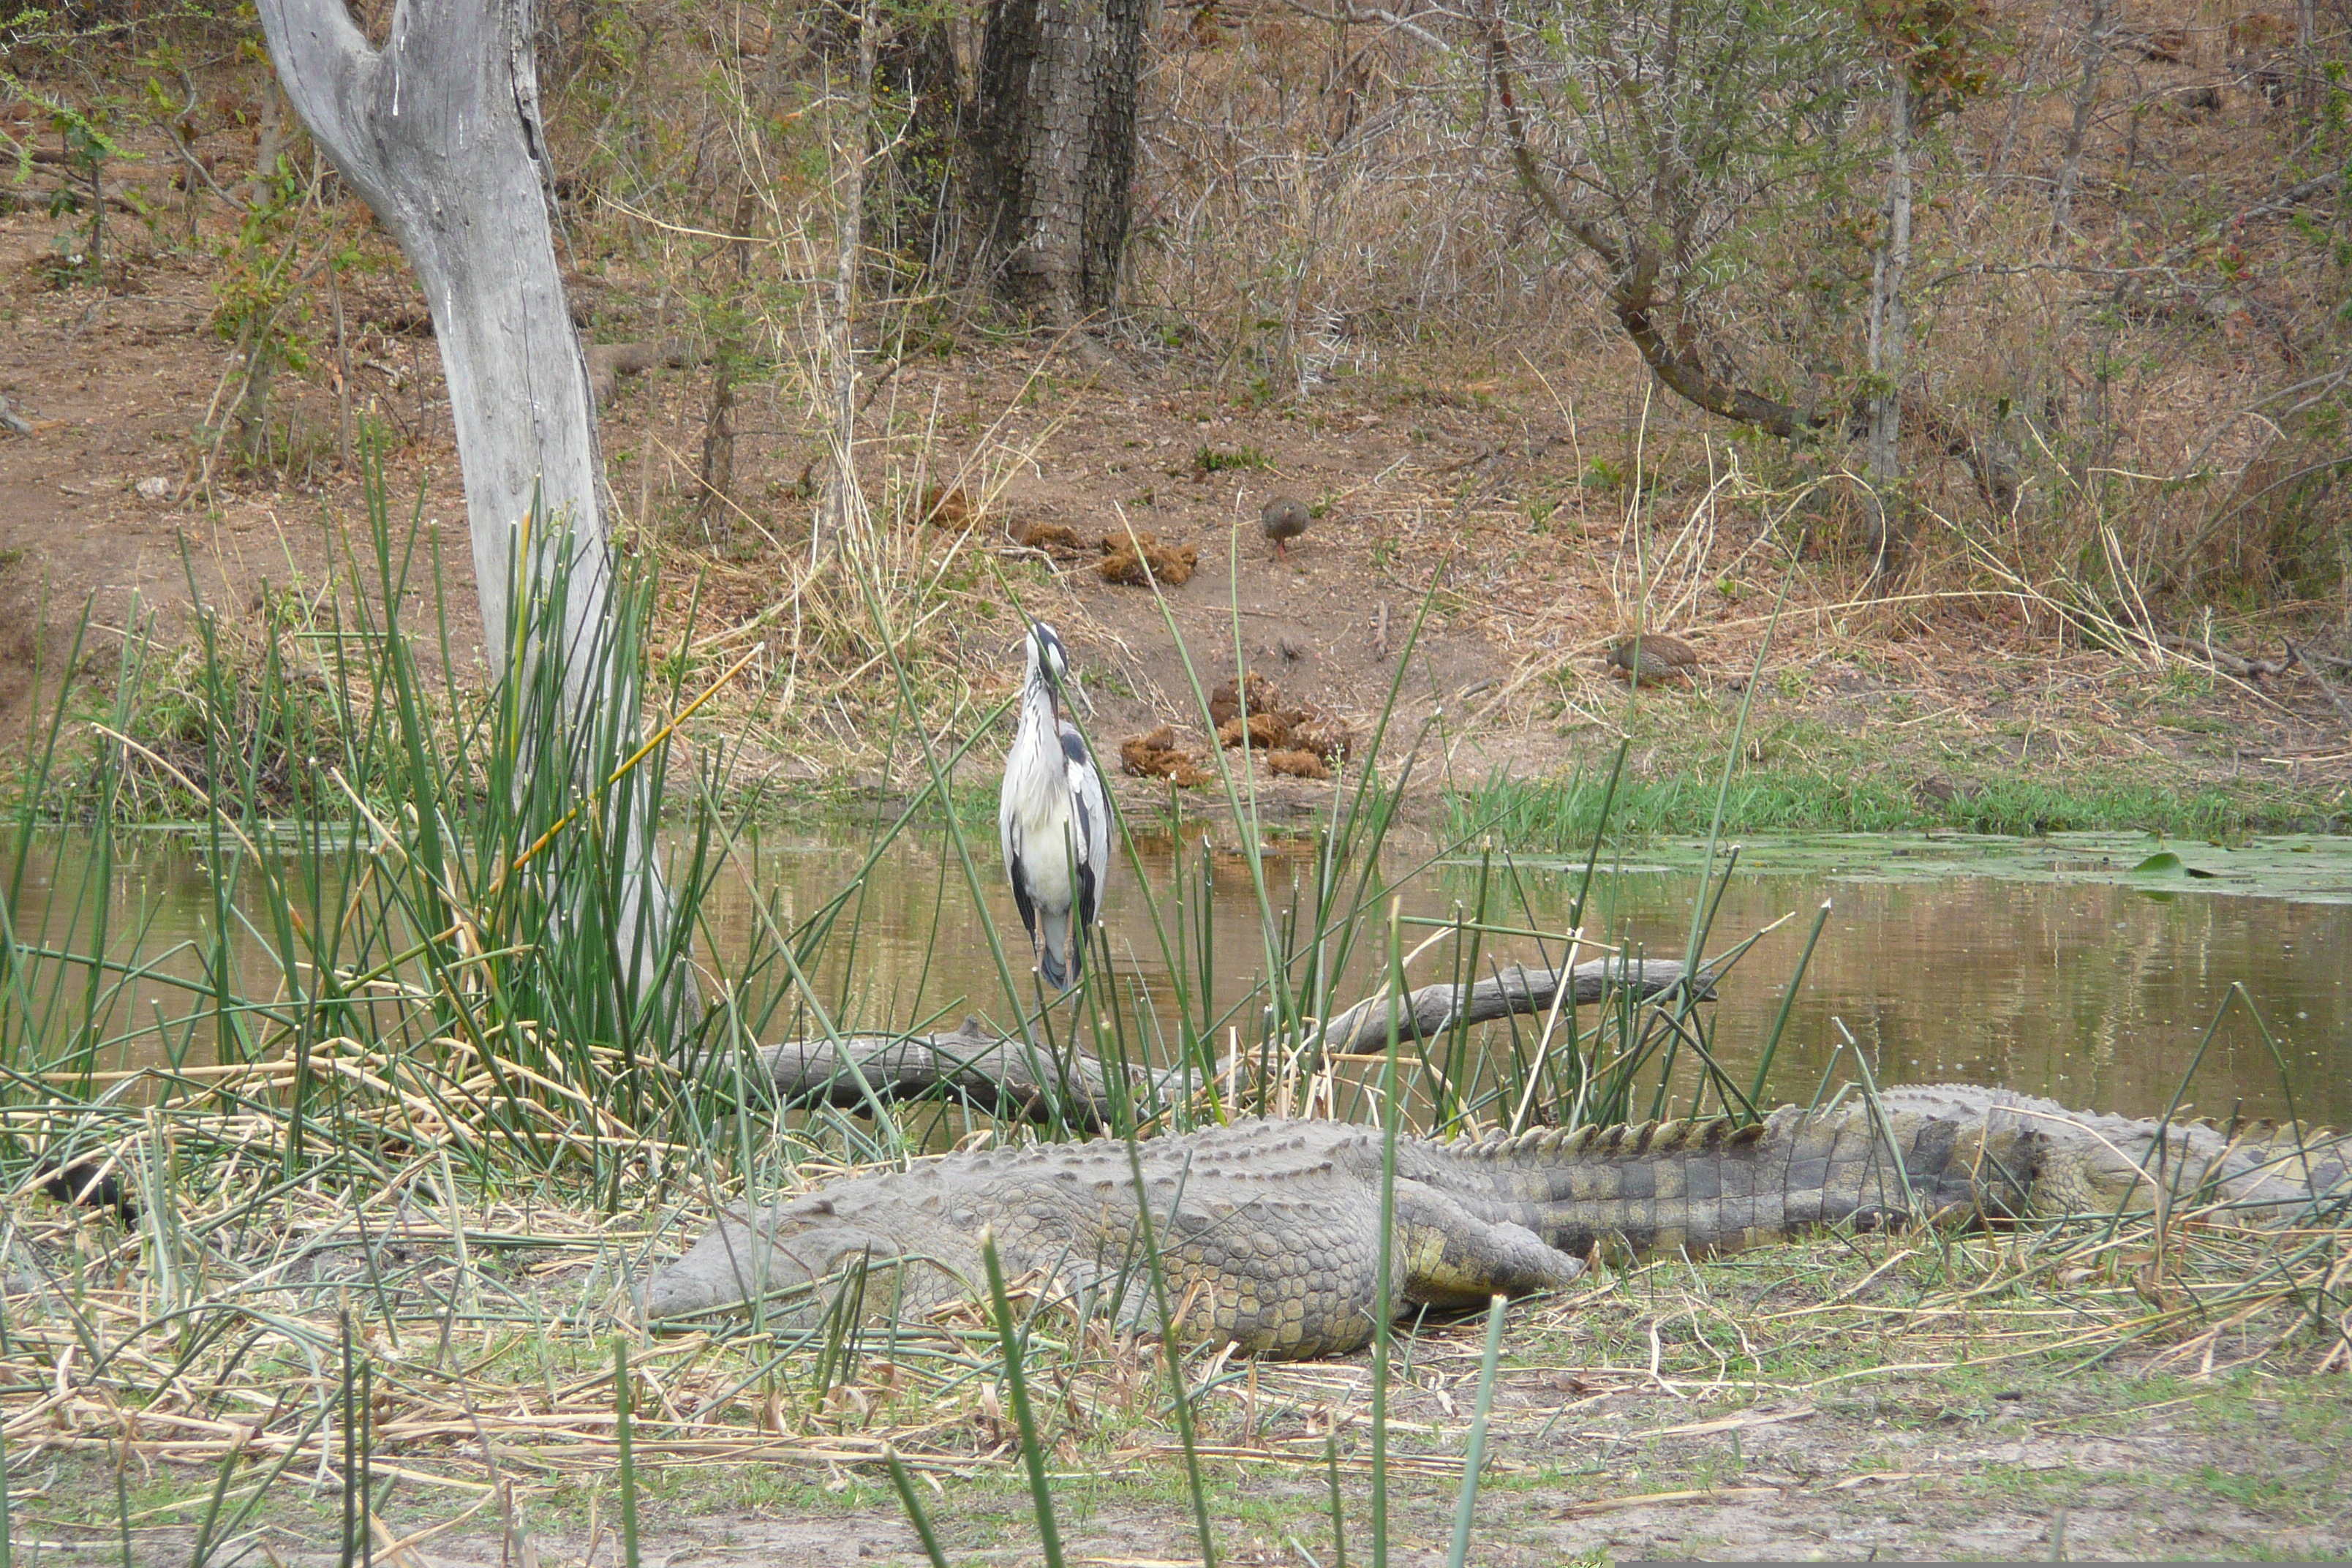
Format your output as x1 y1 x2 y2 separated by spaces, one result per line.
1061 723 1111 932
1000 771 1038 942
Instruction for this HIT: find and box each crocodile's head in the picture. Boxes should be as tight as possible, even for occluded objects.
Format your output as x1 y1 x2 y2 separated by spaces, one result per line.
2019 1120 2312 1218
640 1196 915 1320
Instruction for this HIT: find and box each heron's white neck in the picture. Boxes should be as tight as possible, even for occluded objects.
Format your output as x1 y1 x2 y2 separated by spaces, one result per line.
1018 667 1060 742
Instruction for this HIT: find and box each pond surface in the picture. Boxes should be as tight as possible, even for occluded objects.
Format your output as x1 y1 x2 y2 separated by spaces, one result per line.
11 824 2351 1126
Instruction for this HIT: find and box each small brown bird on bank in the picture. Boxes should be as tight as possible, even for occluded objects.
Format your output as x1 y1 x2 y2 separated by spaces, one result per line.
1605 631 1700 688
1261 495 1311 559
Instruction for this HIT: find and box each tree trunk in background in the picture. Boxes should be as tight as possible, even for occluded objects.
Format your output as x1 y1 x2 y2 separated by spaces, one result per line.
973 0 1150 323
698 7 789 546
696 181 757 548
2295 0 2318 118
255 0 608 671
2049 0 2107 241
255 0 691 1023
1866 74 1915 587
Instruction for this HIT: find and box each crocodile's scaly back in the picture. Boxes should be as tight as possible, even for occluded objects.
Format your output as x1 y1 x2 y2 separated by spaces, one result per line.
1431 1104 2043 1258
644 1120 1586 1357
642 1093 2347 1359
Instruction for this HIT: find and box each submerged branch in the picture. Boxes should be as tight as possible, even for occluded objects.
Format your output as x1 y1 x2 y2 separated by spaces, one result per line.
755 957 1708 1125
1311 956 1711 1055
755 1019 1117 1123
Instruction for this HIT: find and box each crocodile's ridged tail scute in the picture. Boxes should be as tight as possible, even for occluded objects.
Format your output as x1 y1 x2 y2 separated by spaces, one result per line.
1452 1104 2042 1259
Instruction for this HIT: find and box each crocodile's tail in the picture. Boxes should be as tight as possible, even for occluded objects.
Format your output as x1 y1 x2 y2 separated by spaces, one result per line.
1452 1104 2040 1259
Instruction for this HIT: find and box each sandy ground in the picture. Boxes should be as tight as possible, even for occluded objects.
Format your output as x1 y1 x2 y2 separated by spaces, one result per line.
37 1337 2348 1564
3 143 2349 813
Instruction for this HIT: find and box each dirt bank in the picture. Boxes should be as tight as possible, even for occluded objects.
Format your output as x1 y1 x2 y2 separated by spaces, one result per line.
2 124 2348 823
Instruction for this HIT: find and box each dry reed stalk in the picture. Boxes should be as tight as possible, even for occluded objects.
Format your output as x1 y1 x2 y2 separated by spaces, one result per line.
0 1064 2342 1504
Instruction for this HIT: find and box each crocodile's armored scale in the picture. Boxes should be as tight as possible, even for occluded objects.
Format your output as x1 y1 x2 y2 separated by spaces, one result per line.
639 1084 2352 1356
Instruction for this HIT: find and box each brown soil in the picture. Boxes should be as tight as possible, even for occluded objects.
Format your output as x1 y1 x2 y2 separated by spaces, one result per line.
0 225 488 730
47 1329 2349 1564
3 173 2349 813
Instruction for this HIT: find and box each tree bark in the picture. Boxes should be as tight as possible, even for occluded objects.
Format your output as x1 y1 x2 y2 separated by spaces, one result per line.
973 0 1150 322
255 0 609 674
256 0 691 1022
1864 74 1915 584
2049 0 2108 241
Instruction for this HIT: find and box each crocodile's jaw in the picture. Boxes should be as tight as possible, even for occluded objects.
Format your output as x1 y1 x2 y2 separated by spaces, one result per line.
640 1210 943 1322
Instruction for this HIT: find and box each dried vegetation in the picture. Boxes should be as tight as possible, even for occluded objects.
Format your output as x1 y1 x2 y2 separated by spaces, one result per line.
2 0 2351 1552
5 0 2344 793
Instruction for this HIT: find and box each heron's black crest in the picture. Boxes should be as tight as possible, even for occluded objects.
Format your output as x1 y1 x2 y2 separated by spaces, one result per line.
1030 621 1069 686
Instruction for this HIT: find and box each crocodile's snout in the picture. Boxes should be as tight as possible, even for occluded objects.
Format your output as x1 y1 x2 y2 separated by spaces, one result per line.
640 1217 903 1321
641 1265 725 1319
641 1215 773 1319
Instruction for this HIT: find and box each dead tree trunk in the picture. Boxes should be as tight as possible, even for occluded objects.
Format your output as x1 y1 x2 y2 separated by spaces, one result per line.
973 0 1150 323
256 0 691 1023
255 0 607 665
1864 75 1915 586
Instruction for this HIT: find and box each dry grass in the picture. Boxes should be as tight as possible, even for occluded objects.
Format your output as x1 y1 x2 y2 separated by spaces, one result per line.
7 1060 2341 1512
21 0 2338 796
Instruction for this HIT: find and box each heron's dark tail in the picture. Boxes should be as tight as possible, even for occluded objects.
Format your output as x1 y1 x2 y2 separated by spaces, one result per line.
1039 908 1075 990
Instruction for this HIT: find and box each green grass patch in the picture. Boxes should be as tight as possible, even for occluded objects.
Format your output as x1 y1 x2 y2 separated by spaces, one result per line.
1449 766 2348 848
1937 775 2327 837
1191 443 1272 473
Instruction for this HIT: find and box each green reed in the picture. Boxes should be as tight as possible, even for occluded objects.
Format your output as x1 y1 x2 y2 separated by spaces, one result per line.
981 1230 1066 1568
615 1338 641 1568
0 442 1856 1568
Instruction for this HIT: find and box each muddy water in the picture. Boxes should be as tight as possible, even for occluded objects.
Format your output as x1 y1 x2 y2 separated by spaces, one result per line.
13 825 2351 1125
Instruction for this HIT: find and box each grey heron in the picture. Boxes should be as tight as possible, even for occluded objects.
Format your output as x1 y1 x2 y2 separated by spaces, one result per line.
999 620 1112 991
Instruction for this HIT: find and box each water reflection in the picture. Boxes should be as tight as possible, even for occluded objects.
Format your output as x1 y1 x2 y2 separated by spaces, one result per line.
11 825 2349 1126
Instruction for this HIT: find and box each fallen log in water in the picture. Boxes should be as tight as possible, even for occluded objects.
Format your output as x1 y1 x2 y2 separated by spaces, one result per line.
1311 954 1713 1056
753 1019 1118 1124
754 955 1708 1126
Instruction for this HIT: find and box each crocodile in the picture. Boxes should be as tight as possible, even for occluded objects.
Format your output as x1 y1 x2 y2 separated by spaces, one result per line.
641 1086 2349 1357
